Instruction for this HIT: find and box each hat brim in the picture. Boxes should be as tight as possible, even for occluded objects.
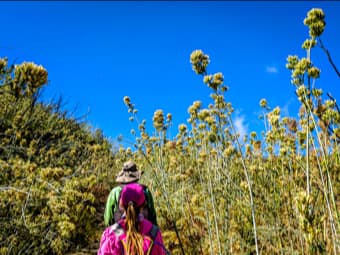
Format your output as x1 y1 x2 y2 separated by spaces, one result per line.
115 170 142 184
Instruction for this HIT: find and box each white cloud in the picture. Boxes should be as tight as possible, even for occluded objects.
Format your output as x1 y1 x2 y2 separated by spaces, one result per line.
234 115 248 140
266 66 278 74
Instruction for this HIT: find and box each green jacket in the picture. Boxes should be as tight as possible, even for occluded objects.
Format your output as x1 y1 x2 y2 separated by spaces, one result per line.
104 184 158 226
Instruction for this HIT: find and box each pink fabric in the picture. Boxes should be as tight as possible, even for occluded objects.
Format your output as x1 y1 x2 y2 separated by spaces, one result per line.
97 219 166 255
120 183 145 208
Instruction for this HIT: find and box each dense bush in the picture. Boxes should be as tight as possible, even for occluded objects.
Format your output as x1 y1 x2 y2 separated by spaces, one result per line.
0 59 118 254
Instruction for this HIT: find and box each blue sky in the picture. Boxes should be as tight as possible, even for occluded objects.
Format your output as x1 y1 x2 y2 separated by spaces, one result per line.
1 1 340 145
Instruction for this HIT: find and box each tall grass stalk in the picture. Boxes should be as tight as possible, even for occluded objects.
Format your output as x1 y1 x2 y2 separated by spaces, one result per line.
198 164 214 255
310 137 339 254
228 114 259 255
207 159 222 255
300 88 339 252
143 146 186 255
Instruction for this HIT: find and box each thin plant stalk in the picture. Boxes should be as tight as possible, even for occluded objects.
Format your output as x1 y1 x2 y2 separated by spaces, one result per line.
319 38 340 78
301 90 340 242
310 137 339 254
207 159 222 255
228 115 259 255
198 165 214 255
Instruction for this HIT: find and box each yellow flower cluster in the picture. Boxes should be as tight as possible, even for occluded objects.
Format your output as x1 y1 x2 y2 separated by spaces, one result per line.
190 49 210 75
13 62 48 97
203 72 224 90
0 58 8 71
304 8 326 37
153 109 164 131
302 39 317 50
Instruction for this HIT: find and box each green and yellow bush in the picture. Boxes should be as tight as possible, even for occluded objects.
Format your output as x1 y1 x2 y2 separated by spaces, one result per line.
0 7 339 255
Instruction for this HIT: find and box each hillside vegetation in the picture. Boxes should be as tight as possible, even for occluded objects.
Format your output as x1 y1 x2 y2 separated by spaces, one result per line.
0 8 339 255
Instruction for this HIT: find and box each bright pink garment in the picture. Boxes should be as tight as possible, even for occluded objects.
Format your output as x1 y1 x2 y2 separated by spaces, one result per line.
98 218 166 255
120 183 145 208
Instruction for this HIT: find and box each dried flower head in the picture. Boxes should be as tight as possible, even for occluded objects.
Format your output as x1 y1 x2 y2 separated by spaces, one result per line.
166 113 172 122
188 101 202 116
209 72 224 90
302 39 317 49
198 109 210 121
311 88 323 98
286 55 299 70
259 98 268 108
123 96 131 105
308 67 320 79
0 58 8 71
153 109 164 131
292 58 311 78
304 8 326 37
14 62 48 96
190 50 210 75
178 124 187 133
203 75 212 84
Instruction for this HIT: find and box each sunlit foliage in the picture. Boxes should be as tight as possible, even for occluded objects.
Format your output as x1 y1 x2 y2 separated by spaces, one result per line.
0 59 117 254
0 8 339 255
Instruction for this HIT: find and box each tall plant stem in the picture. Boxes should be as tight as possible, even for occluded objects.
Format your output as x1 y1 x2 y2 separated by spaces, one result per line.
198 163 214 255
301 90 339 253
306 47 311 196
207 159 222 255
310 138 339 254
228 115 259 255
319 37 340 78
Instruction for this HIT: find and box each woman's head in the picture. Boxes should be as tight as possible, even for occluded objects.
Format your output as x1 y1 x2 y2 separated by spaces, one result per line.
120 183 145 210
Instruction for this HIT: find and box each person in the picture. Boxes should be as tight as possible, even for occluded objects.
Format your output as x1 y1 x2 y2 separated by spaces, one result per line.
98 183 167 255
104 161 157 226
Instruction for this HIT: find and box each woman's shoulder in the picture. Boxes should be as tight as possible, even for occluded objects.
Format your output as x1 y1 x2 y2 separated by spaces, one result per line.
98 226 122 255
101 225 119 241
